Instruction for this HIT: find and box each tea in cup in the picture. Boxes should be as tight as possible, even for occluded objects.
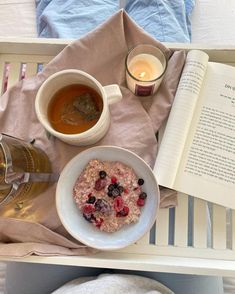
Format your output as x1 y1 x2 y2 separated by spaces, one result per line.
35 69 122 146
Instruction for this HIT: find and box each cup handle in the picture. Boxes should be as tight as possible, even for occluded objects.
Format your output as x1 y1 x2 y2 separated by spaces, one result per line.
103 84 122 105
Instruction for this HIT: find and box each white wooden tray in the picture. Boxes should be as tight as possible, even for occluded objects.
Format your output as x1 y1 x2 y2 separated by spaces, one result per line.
0 38 235 277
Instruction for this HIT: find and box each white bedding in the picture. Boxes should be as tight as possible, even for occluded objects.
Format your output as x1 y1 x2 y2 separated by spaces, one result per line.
0 1 234 293
0 0 37 38
1 0 235 46
191 0 235 45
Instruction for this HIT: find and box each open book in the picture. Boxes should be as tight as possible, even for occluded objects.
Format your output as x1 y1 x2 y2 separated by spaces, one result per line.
154 50 235 208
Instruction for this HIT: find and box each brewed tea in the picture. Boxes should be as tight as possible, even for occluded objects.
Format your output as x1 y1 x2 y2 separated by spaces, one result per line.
0 134 52 208
48 84 103 134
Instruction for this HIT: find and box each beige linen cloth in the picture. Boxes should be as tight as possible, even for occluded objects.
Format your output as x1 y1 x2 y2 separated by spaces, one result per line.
0 10 185 257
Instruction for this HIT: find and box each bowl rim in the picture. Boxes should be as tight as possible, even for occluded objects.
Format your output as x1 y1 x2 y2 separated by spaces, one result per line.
56 145 160 250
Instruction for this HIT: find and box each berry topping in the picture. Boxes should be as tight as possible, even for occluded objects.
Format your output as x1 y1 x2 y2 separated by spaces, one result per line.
99 170 107 179
114 196 124 212
124 188 129 194
118 186 124 194
95 199 110 214
107 191 113 197
108 184 115 191
139 192 147 199
94 178 107 191
83 204 95 214
83 213 93 222
137 198 145 206
111 176 117 183
95 218 104 228
119 206 129 217
87 195 96 204
138 178 144 186
94 199 102 211
112 188 120 197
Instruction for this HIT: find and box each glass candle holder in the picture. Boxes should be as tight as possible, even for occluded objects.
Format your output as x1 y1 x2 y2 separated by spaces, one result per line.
125 44 168 96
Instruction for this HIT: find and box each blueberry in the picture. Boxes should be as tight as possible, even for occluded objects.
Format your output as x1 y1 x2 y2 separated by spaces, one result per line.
108 184 115 191
87 196 96 204
112 188 120 197
83 213 93 222
95 199 110 214
99 170 107 179
118 186 124 194
139 192 147 199
95 199 103 211
138 178 144 186
107 191 113 197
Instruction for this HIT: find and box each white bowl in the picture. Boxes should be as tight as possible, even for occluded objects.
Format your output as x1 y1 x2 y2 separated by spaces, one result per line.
56 146 159 250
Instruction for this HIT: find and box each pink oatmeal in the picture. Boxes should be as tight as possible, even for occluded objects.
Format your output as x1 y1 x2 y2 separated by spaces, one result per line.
73 159 147 233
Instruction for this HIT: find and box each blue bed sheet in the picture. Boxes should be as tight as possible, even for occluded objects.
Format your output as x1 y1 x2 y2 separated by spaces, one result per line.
36 0 195 43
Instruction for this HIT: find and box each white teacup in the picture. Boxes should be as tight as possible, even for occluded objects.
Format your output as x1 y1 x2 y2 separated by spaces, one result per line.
35 69 122 146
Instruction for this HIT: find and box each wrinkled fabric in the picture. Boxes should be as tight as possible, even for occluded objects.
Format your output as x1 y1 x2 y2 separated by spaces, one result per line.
0 10 185 257
36 0 195 42
52 273 174 294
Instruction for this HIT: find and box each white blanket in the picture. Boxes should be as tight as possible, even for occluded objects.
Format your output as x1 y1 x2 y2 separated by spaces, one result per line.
52 274 174 294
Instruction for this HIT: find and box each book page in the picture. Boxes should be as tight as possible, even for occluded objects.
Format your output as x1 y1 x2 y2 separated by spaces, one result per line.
154 50 209 188
175 62 235 208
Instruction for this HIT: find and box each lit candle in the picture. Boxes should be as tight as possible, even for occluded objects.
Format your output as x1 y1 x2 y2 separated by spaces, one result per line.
125 45 167 96
128 54 163 82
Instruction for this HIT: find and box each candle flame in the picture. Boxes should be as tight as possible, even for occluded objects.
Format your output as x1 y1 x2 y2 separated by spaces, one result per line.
139 71 146 79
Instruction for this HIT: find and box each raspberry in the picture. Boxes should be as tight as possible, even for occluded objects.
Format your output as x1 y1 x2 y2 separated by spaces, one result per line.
94 178 107 191
95 218 104 228
119 206 129 217
83 204 95 214
111 176 117 183
137 198 145 206
113 196 124 212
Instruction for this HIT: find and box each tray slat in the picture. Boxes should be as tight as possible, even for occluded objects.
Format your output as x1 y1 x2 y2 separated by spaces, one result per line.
174 193 188 247
155 207 169 246
136 233 150 245
0 58 5 95
193 198 207 248
212 205 227 250
7 62 21 89
232 210 235 250
25 63 38 79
